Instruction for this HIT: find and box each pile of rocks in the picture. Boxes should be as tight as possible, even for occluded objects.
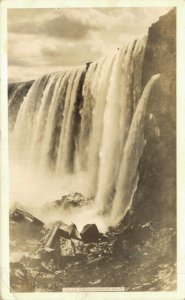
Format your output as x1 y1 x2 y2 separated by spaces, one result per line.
42 192 94 214
10 205 103 267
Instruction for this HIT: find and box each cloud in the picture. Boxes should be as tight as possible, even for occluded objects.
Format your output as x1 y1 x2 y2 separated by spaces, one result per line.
8 31 105 68
8 8 104 41
41 40 105 66
40 15 96 40
8 7 173 81
8 33 44 67
9 15 94 41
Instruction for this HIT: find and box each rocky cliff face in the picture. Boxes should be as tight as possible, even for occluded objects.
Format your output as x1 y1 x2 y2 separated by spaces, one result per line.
108 10 176 290
122 8 176 229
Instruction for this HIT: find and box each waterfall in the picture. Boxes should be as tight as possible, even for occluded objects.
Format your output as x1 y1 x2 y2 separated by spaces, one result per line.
9 35 160 227
110 74 160 226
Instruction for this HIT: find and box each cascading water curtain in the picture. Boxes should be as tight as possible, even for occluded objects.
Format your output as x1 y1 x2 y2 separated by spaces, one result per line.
9 35 160 226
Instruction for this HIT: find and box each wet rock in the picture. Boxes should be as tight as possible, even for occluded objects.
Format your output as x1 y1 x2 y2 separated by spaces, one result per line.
57 237 88 263
62 192 86 208
61 192 94 209
19 255 32 265
40 262 54 273
37 247 56 262
10 208 43 227
114 224 154 249
10 207 44 239
60 237 75 257
40 221 86 264
112 239 130 258
42 193 94 214
59 222 81 240
29 256 42 268
20 253 42 267
71 238 85 256
80 224 100 243
42 221 81 252
42 221 61 249
10 262 35 292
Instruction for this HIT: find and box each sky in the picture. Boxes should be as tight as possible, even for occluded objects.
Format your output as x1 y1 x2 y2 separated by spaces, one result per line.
8 7 172 82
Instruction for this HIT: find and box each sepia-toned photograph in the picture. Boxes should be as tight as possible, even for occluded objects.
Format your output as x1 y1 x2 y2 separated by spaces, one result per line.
2 3 179 296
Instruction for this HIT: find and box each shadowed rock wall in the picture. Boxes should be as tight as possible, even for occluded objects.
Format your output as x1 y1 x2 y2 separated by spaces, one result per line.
122 8 176 229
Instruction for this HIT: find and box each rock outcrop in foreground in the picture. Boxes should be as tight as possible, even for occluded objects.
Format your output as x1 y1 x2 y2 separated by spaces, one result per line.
10 205 176 291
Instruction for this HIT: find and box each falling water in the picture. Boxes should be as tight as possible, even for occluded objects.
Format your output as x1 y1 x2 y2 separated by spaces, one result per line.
9 36 160 227
110 74 160 226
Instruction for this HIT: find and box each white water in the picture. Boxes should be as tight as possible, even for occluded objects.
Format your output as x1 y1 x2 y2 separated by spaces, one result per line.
110 74 160 226
9 36 160 229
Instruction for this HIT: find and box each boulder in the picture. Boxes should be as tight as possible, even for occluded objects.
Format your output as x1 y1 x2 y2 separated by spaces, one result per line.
10 207 44 239
59 222 81 240
42 221 61 249
42 221 81 250
61 192 89 209
80 224 100 243
10 207 43 227
60 237 75 257
41 193 94 216
40 221 82 265
71 238 85 256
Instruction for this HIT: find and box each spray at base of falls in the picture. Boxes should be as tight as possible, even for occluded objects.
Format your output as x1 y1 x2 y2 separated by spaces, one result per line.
9 35 160 230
